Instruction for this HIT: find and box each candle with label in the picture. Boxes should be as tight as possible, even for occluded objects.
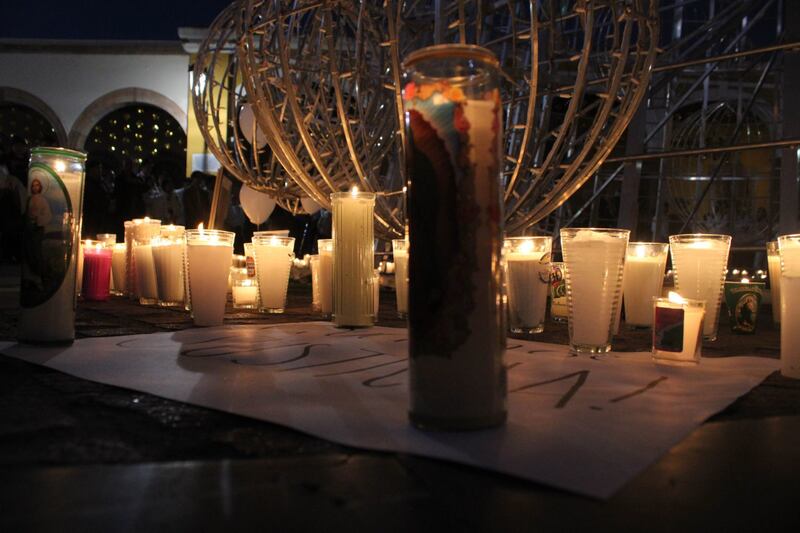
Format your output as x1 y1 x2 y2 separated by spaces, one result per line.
110 243 126 296
392 239 409 319
669 234 731 341
81 242 113 301
724 278 763 334
623 242 669 327
132 217 161 305
652 292 706 365
317 239 334 318
550 262 568 322
505 236 552 335
252 233 295 313
185 228 234 326
332 189 375 327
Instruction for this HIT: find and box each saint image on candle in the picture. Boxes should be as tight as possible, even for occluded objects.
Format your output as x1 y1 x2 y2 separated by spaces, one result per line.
652 291 705 365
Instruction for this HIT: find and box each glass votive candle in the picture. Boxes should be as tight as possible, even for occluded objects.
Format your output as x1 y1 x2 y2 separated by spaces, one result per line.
81 241 113 301
317 239 334 319
110 243 127 296
123 220 136 298
232 268 259 309
132 217 162 305
392 239 409 319
766 241 781 325
186 228 234 326
778 234 800 378
724 278 763 334
652 292 706 366
669 234 731 341
151 236 185 308
550 261 568 322
561 228 629 354
96 233 118 294
252 233 295 314
309 255 321 311
504 236 552 335
623 242 669 328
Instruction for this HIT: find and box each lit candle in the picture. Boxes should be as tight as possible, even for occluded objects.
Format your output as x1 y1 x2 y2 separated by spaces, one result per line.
317 239 334 318
622 242 669 327
723 277 764 334
766 241 781 325
232 277 258 308
151 237 185 308
185 227 234 326
504 236 552 335
669 234 731 341
111 243 126 296
132 217 161 305
81 242 113 301
252 233 295 313
778 234 800 378
373 268 380 318
392 239 409 319
76 239 89 297
331 188 375 327
309 255 321 311
652 291 706 365
123 220 135 298
549 262 568 322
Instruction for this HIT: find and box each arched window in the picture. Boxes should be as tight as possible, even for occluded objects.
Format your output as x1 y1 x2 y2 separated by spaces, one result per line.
0 103 59 147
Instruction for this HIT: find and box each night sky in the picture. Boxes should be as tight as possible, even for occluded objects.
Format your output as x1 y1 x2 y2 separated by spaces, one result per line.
0 0 231 41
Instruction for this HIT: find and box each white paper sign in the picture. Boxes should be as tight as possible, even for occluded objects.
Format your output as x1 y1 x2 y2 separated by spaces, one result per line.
0 323 778 499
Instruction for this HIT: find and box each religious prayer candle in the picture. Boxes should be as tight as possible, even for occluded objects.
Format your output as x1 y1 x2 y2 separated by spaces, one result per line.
767 241 781 325
669 234 731 341
132 217 161 305
504 236 552 335
392 239 409 319
623 242 669 327
778 234 800 378
724 278 763 334
402 44 506 430
111 243 126 296
317 239 334 318
81 242 112 301
252 233 295 313
561 228 629 354
652 292 705 365
550 262 568 322
332 189 375 327
186 228 234 326
18 147 86 344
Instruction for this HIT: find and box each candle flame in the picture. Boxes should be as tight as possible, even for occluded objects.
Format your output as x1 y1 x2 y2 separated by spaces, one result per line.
741 277 750 283
144 216 150 223
54 160 66 172
350 186 359 196
518 239 534 254
635 244 646 258
95 243 102 251
668 291 687 304
168 224 175 231
197 222 204 237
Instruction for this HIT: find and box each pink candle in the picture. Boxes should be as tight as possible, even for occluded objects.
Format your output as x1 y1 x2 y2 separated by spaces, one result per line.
82 244 113 301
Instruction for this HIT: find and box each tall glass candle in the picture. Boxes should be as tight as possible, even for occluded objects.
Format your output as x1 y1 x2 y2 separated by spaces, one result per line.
504 236 552 335
669 234 731 341
81 242 112 301
123 220 136 298
76 239 89 298
110 243 126 296
252 233 295 313
309 255 321 311
561 228 629 354
132 217 161 305
392 239 409 319
151 225 185 307
18 147 86 344
623 242 669 327
767 241 781 325
402 44 506 430
96 233 117 293
186 228 234 326
317 239 334 318
778 234 800 378
652 292 705 366
332 189 375 327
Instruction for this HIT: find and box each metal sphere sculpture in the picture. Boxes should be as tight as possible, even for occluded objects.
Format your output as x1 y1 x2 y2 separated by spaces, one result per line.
233 0 659 236
191 0 304 214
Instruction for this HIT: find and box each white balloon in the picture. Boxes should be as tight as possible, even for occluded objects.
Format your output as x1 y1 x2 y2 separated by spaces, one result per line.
300 196 322 215
240 185 276 225
238 103 269 149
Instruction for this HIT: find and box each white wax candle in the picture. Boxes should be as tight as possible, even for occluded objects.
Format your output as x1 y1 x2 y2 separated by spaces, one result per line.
653 292 705 364
373 270 380 317
111 243 126 294
767 252 782 324
232 281 259 307
151 241 185 305
393 245 409 318
186 236 233 326
76 241 85 296
623 252 668 327
332 191 375 327
318 240 333 316
670 237 730 339
134 244 158 302
506 250 550 332
253 236 294 312
780 275 800 378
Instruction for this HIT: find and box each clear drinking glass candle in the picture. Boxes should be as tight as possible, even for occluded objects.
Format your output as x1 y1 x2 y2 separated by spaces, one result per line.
151 238 185 308
669 234 731 341
185 228 234 326
560 228 629 354
767 241 781 325
317 239 334 318
132 217 162 305
778 234 800 378
504 236 552 335
623 242 669 327
392 239 409 319
252 234 295 313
